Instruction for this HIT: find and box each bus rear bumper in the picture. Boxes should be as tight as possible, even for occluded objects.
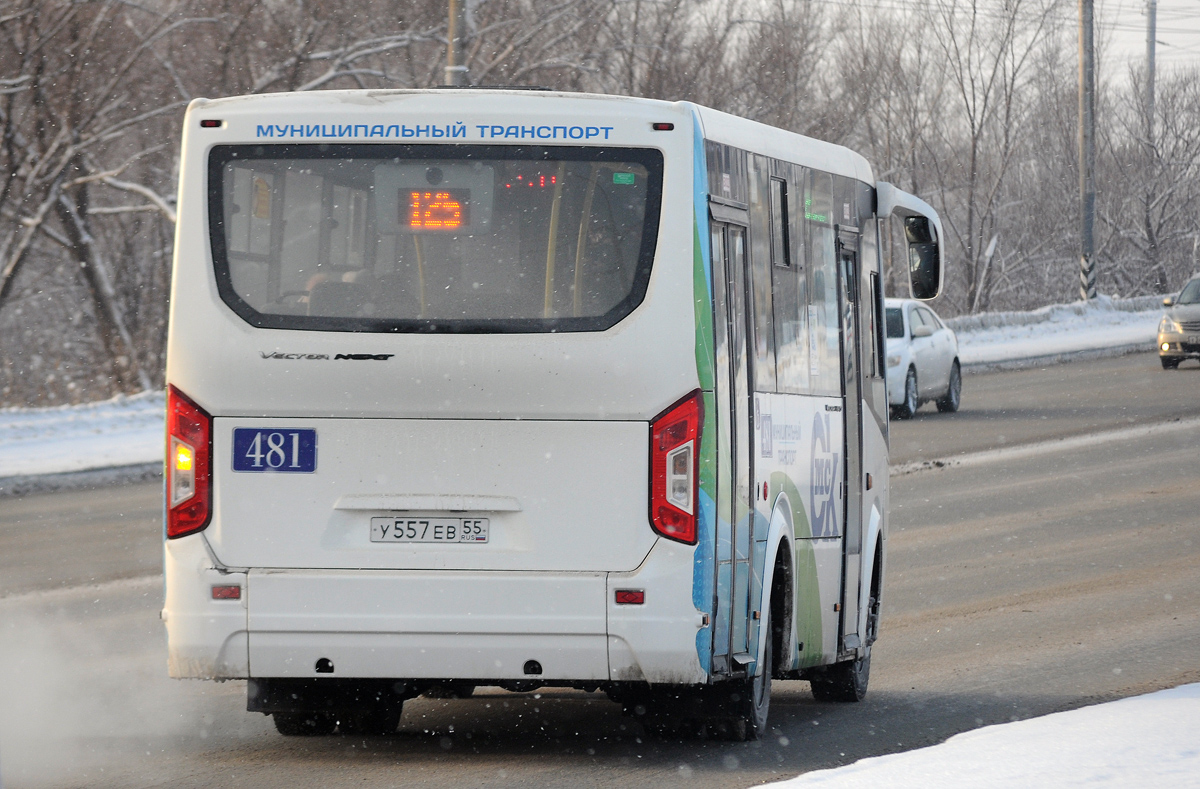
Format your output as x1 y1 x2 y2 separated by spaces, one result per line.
165 539 708 686
607 539 708 685
164 533 250 679
245 569 610 681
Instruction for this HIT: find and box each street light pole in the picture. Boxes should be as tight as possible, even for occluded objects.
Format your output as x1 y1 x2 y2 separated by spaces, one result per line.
1147 0 1156 144
1146 0 1163 290
444 0 468 86
1079 0 1097 301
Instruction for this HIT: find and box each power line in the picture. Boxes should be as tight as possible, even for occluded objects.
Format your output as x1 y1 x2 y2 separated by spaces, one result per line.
813 0 1200 33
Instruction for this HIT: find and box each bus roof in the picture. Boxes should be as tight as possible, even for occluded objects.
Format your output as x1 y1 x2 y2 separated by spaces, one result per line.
687 103 874 185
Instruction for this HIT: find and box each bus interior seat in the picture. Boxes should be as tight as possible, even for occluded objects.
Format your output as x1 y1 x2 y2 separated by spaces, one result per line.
373 274 421 318
308 281 369 317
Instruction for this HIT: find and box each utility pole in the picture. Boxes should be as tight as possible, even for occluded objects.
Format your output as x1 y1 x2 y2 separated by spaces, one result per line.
444 0 468 86
1079 0 1097 300
1146 0 1163 290
1147 0 1156 140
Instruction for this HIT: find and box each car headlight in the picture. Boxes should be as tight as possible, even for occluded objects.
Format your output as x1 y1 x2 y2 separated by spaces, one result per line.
886 354 902 368
1160 315 1181 334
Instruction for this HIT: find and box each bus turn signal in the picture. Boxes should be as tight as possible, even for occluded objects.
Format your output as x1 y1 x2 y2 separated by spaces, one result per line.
167 385 212 539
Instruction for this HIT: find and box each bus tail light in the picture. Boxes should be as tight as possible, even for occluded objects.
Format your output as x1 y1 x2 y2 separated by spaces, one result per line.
167 385 212 539
649 390 702 544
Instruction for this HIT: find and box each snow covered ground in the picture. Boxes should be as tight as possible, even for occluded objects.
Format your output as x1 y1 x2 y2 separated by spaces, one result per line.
0 297 1164 481
949 295 1160 368
763 683 1200 788
0 390 164 479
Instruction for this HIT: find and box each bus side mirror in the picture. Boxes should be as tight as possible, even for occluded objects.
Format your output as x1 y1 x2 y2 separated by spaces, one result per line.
876 181 945 301
904 216 940 301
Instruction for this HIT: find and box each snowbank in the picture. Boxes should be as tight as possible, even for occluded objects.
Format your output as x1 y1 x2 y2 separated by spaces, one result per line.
761 682 1200 788
0 391 164 481
948 295 1161 369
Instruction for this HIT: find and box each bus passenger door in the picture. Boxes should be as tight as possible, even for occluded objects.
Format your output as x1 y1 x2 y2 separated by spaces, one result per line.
837 227 865 654
709 216 755 674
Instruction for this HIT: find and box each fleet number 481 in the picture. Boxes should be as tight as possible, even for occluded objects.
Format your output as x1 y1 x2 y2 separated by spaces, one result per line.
232 428 317 473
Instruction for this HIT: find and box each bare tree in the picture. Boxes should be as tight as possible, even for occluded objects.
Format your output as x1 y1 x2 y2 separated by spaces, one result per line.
0 0 211 394
1100 67 1200 295
0 0 625 406
923 0 1061 313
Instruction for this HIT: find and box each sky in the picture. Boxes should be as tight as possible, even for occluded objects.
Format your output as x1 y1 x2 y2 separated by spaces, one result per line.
1102 0 1200 72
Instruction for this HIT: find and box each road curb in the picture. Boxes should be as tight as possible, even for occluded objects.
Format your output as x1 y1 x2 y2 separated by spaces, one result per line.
0 462 162 498
961 342 1155 374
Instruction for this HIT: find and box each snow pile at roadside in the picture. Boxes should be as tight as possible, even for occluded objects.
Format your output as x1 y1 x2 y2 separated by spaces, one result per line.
948 295 1161 367
0 391 164 479
763 682 1200 788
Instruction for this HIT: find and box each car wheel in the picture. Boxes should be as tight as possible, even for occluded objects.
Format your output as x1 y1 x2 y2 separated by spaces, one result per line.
273 711 337 736
1161 356 1181 370
893 367 918 419
937 361 962 413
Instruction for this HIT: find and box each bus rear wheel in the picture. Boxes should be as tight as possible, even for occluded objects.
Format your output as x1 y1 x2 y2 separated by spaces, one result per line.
628 626 774 741
724 613 773 741
810 647 871 702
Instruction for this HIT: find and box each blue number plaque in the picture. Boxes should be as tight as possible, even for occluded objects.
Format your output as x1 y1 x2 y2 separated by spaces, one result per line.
232 428 317 472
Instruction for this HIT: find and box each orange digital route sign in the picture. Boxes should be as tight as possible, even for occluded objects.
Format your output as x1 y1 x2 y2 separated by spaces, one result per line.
405 189 470 231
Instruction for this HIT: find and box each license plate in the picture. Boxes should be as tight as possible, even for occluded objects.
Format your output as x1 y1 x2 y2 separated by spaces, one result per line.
370 517 489 544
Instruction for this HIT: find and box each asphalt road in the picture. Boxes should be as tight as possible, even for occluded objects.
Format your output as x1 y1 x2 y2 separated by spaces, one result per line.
2 352 1198 788
889 350 1200 464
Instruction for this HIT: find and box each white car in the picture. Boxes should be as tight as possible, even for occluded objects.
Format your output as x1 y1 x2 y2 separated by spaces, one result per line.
884 298 961 418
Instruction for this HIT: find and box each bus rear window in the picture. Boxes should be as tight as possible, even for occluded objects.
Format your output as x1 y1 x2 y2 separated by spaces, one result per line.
209 144 663 333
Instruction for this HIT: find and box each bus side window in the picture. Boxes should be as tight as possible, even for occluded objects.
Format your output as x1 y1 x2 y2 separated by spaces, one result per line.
806 170 840 397
748 155 777 392
769 178 790 267
772 171 809 393
869 271 884 378
856 181 882 380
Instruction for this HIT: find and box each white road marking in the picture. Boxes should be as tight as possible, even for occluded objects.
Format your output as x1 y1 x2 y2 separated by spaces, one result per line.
891 415 1200 476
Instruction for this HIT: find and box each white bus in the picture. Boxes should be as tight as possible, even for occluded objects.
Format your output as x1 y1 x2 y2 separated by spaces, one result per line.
163 89 942 739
